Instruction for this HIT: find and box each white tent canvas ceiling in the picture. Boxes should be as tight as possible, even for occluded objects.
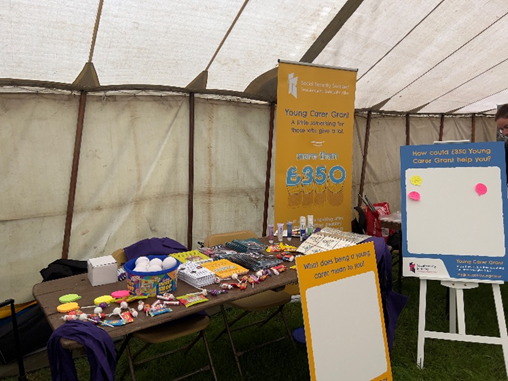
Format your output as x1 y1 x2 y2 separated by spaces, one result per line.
2 0 508 113
0 0 504 303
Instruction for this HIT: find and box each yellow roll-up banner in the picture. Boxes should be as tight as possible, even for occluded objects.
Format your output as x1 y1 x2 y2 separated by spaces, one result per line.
275 61 357 231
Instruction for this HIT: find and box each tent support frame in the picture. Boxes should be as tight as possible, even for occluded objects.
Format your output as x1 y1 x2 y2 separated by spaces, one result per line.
62 91 87 259
187 93 195 249
357 110 371 207
262 102 276 236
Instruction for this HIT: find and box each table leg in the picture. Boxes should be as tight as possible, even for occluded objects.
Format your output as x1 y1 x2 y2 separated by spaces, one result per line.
116 333 133 364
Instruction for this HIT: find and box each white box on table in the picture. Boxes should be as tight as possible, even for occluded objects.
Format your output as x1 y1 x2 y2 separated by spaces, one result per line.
87 255 117 286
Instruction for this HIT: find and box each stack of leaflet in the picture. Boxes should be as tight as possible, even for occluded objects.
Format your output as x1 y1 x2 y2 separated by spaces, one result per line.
201 259 249 280
198 245 238 260
225 251 282 272
178 261 216 288
297 227 369 255
170 250 213 264
225 238 267 253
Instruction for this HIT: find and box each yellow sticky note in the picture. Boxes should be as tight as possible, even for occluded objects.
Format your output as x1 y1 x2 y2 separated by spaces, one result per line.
410 175 422 186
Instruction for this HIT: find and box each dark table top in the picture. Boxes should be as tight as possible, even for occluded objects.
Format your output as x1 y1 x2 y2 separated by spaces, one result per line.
33 237 299 347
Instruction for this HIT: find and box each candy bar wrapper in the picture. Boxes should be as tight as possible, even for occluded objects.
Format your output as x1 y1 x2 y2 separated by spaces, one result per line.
121 311 134 323
177 293 208 307
149 307 172 317
104 319 125 326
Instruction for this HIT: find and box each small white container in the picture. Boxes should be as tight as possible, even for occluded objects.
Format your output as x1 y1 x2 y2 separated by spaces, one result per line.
87 255 117 286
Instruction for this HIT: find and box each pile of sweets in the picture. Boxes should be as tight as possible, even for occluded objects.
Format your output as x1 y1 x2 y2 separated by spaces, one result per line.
59 299 138 327
219 265 289 291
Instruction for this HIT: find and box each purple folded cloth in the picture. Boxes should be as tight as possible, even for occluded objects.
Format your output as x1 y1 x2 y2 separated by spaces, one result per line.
124 237 188 261
48 320 115 381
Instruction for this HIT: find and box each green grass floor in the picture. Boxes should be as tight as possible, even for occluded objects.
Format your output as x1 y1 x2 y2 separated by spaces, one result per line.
5 267 508 380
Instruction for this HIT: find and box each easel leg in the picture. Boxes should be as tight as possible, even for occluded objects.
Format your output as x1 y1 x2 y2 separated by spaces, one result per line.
492 284 508 374
417 278 427 368
449 288 456 334
456 289 466 335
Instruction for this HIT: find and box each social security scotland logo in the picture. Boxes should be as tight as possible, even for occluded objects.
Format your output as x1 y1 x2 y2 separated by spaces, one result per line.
409 261 437 274
288 72 298 98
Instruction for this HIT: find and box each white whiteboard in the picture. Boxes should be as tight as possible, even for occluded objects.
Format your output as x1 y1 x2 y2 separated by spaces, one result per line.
305 271 388 381
405 166 505 256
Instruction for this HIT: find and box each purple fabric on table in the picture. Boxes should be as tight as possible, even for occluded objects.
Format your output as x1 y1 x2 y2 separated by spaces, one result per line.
385 287 409 353
123 237 188 261
47 320 115 381
362 236 408 355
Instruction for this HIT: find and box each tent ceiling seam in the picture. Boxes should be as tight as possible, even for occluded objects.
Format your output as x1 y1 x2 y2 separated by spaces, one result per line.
204 0 250 72
424 56 508 112
444 86 508 114
300 0 364 63
88 0 104 63
384 10 508 109
357 0 445 82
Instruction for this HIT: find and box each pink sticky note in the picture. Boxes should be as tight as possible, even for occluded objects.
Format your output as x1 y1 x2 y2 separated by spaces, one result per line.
475 183 487 196
408 191 420 201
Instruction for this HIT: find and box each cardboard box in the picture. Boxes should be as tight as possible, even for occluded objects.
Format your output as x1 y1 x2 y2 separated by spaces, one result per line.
88 255 117 286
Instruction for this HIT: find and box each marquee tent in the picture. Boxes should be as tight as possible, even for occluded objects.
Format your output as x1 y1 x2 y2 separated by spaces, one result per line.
1 0 505 302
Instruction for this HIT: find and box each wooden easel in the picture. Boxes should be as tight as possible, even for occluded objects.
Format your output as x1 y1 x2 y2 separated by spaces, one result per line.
417 278 508 373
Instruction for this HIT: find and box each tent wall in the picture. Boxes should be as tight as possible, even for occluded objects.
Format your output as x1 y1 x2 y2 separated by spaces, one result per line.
355 113 496 215
1 94 78 302
193 99 273 241
0 93 274 302
354 114 409 215
0 93 496 302
67 94 191 261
